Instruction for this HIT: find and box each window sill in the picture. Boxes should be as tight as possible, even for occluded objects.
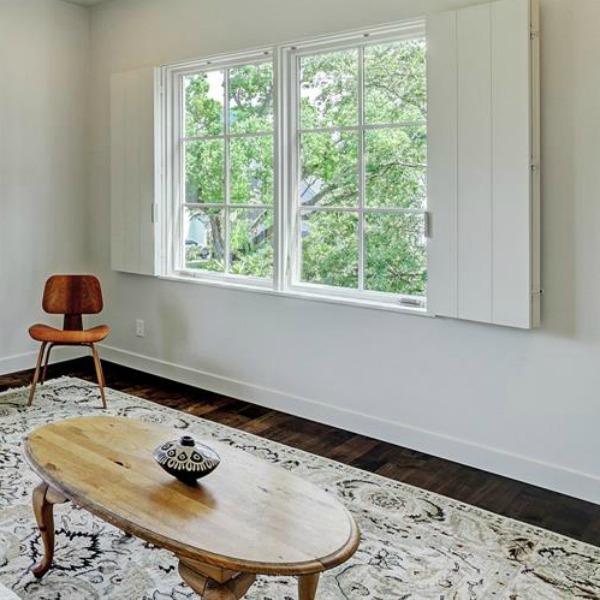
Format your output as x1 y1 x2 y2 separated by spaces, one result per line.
157 272 433 318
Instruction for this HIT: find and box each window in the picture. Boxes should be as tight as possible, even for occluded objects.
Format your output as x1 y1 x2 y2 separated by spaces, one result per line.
163 23 428 308
290 38 427 301
176 59 275 283
115 3 538 327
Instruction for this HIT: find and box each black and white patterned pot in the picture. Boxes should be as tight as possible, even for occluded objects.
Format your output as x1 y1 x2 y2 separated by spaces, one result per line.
153 435 220 485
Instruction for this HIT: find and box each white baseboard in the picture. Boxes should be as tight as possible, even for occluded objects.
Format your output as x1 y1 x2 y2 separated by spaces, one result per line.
100 344 600 504
0 348 87 377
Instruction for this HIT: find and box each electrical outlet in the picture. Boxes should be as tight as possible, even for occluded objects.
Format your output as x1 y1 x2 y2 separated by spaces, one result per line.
135 319 145 337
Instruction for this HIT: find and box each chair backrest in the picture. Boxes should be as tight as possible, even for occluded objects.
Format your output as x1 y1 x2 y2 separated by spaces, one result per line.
42 275 104 316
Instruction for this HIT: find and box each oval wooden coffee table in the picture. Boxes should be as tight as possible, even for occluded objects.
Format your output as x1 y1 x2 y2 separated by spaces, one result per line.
24 416 360 599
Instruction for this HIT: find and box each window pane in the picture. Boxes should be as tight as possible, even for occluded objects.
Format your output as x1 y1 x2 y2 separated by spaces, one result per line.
300 131 358 208
230 136 274 205
365 212 427 295
300 50 358 129
229 208 274 278
229 63 274 134
184 71 225 137
365 39 426 124
300 210 358 288
185 140 225 203
184 207 226 272
365 126 427 209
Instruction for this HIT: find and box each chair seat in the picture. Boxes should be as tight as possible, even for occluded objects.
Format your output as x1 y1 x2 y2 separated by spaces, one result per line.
29 324 110 344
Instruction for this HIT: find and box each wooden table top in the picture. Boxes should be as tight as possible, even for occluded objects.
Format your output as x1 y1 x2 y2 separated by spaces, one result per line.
24 416 359 576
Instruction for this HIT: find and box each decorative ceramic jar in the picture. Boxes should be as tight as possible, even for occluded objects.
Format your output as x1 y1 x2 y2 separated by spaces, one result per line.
153 435 220 485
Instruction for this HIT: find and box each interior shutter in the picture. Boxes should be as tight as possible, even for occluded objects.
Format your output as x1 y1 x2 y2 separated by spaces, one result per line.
427 0 540 328
110 67 160 276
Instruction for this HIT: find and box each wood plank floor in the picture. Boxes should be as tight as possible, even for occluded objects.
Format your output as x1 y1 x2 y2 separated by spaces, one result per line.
3 357 600 547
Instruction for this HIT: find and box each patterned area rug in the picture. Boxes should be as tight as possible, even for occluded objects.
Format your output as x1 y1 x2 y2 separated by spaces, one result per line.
0 378 599 599
0 584 19 600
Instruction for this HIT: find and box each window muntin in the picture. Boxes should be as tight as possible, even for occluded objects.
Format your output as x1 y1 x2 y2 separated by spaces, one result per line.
179 61 275 279
291 37 427 298
165 24 427 308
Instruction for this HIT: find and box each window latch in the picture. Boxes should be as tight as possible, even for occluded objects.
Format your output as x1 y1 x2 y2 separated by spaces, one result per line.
424 211 432 239
399 297 425 307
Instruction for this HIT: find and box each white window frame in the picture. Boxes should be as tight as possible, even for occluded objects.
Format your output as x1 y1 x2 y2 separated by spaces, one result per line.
280 22 427 308
162 49 277 289
160 19 428 312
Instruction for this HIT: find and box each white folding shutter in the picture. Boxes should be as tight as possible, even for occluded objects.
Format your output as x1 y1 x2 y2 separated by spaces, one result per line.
110 67 160 276
427 0 540 329
456 3 493 323
426 9 458 319
492 0 540 328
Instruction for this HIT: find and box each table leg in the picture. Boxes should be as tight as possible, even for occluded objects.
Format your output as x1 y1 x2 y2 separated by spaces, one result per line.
31 483 67 578
178 560 256 599
298 573 320 600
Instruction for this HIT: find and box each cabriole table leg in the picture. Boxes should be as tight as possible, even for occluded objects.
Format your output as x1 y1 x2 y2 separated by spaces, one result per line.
31 483 68 578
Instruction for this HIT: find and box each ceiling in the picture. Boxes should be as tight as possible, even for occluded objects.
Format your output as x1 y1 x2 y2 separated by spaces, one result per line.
62 0 114 6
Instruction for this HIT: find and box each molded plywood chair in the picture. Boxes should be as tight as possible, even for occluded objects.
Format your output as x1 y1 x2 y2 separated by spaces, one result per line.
28 275 110 408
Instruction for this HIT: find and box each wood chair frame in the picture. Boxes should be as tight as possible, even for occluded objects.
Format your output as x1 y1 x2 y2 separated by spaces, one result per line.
28 275 109 408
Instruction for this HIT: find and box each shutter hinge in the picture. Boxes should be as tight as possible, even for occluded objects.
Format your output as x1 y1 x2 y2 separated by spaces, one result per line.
530 29 539 40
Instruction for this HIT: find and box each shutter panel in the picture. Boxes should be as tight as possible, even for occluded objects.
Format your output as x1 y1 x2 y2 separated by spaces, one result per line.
427 0 540 328
110 67 160 276
426 10 458 318
456 3 493 323
491 0 539 327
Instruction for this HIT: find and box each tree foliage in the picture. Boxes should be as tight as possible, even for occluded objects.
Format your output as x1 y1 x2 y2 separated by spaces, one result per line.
183 38 427 296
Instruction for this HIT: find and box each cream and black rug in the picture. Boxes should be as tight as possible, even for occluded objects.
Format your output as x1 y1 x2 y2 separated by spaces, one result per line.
0 377 599 599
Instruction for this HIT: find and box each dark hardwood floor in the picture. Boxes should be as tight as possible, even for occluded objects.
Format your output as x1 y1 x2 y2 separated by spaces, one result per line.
3 357 600 547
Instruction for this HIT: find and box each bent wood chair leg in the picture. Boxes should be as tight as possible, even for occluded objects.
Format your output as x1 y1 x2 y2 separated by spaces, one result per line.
28 343 48 407
178 560 256 600
90 344 107 409
31 483 67 578
298 573 321 600
40 343 55 385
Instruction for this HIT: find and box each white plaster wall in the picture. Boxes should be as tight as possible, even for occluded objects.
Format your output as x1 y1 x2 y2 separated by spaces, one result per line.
0 0 90 371
88 0 600 502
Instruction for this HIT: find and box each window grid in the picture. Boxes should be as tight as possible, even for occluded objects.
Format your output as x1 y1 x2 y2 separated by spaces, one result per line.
291 41 427 298
178 62 274 279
